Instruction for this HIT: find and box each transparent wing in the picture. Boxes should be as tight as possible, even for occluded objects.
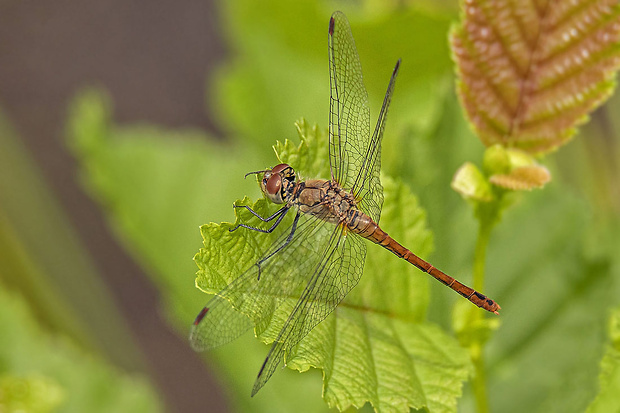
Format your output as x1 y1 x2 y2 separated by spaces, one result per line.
352 60 400 223
328 11 371 189
328 11 400 223
251 226 367 395
189 209 334 351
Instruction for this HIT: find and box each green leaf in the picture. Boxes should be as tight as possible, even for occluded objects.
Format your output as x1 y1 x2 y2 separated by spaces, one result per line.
586 307 620 413
195 122 473 412
67 90 332 413
292 317 472 413
451 162 494 202
0 288 163 412
452 0 620 155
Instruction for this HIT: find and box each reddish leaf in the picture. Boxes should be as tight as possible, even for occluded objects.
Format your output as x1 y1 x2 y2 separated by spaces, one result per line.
452 0 620 154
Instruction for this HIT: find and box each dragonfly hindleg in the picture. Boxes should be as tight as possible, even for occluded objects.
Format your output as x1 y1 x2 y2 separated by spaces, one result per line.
256 210 301 280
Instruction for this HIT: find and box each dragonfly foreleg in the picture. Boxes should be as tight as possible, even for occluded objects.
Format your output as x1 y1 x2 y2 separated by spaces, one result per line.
229 205 290 233
256 210 301 280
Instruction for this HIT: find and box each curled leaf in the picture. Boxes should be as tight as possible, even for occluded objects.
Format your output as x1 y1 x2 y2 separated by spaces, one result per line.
452 0 620 154
453 145 551 201
484 145 552 190
489 165 552 190
482 144 512 176
451 162 495 202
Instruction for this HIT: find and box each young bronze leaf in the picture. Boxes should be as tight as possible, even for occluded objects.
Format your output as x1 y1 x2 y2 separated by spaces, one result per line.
452 0 620 155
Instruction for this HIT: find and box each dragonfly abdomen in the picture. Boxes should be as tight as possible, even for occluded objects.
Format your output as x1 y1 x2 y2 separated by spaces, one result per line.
348 212 500 314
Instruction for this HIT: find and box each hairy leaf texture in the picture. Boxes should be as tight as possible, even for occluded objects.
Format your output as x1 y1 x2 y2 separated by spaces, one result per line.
452 0 620 154
489 165 551 190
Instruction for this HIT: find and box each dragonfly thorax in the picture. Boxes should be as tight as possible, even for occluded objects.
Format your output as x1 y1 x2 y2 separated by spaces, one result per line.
260 163 297 204
294 179 360 226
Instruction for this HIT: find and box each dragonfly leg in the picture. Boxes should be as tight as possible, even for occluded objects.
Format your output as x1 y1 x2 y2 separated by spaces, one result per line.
256 210 301 280
229 205 289 233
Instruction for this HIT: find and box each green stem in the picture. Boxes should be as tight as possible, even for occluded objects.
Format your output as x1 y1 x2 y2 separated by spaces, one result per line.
473 219 492 294
471 348 489 413
470 219 493 413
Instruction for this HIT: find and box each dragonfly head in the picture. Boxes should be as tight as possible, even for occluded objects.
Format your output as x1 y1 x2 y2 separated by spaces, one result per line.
258 163 296 204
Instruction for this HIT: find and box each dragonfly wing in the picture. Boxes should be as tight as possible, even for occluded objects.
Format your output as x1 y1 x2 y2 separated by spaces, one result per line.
328 11 371 188
189 292 253 351
351 60 400 223
189 210 334 351
329 11 400 223
251 226 367 396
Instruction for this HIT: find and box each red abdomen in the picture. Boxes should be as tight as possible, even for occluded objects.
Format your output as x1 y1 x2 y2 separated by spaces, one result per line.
346 211 500 314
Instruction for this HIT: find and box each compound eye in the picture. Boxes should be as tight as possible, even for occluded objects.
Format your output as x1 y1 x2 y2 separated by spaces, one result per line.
271 163 289 174
265 174 282 195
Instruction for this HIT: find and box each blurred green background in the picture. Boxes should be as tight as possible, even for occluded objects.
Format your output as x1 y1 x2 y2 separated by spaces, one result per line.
1 0 619 412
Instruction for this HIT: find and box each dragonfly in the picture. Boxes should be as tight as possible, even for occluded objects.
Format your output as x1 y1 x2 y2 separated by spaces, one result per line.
190 11 500 396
